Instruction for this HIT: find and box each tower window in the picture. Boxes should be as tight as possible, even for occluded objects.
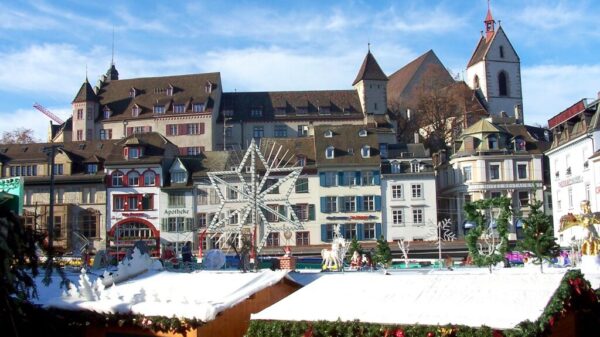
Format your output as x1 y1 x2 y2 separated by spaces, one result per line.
499 46 504 58
498 71 509 97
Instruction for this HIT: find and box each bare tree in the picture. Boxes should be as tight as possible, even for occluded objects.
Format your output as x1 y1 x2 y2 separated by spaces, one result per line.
397 239 410 268
1 127 38 144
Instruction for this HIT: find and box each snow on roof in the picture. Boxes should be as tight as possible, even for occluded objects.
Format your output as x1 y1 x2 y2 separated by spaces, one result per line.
35 269 290 322
252 268 569 330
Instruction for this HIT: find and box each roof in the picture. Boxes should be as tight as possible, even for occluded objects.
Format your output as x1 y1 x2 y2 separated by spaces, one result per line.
461 118 501 136
352 51 388 86
97 72 221 122
314 125 380 167
259 137 317 169
387 50 454 105
105 132 177 165
252 269 569 330
72 80 98 103
219 90 364 122
34 268 292 322
191 151 233 179
467 36 492 68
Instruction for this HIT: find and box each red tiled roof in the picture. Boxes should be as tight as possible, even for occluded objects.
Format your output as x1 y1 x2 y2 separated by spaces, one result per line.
352 51 388 85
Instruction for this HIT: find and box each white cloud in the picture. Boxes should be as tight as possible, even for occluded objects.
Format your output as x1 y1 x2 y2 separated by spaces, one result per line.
0 43 108 97
514 2 584 31
0 4 59 30
376 5 467 33
0 107 71 142
522 64 600 126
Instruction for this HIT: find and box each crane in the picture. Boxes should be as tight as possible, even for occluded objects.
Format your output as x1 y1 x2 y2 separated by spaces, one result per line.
33 102 65 124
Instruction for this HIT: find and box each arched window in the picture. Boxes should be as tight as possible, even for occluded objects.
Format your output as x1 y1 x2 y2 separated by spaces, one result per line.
112 171 124 186
143 171 156 186
498 71 508 97
128 171 140 186
473 75 480 89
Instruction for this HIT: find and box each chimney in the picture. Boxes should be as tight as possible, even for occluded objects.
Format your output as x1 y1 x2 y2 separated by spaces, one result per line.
514 104 522 124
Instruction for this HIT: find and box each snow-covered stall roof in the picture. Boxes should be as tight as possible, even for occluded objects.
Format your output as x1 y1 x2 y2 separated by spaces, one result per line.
35 269 290 322
252 268 569 330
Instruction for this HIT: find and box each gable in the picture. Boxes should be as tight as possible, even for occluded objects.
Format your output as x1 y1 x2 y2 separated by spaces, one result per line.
169 158 187 173
486 27 520 62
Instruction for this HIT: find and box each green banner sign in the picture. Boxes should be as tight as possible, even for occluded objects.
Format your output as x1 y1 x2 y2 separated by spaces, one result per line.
0 177 24 215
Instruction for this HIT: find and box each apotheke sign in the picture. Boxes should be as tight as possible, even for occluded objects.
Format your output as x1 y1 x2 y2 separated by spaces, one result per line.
164 209 190 216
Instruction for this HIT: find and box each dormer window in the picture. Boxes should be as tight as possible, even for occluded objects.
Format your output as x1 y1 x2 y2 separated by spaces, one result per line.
250 108 263 117
343 106 352 115
324 130 333 138
194 103 206 113
166 85 173 96
86 164 98 174
488 134 498 150
222 108 233 116
103 107 111 119
173 104 185 113
319 106 330 115
325 146 335 159
205 82 213 94
171 170 187 184
391 161 401 174
296 106 308 115
154 105 165 114
411 160 420 173
347 148 354 155
297 156 306 166
359 129 368 137
132 106 140 117
274 107 286 116
129 88 136 98
125 147 142 159
361 145 370 158
514 138 526 151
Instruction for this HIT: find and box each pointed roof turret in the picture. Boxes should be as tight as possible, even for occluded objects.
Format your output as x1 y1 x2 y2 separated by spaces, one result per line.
352 50 388 86
72 79 98 103
106 63 119 81
484 1 496 42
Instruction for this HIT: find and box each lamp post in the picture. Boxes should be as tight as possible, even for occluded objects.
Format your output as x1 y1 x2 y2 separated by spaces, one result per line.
43 144 63 254
223 117 232 150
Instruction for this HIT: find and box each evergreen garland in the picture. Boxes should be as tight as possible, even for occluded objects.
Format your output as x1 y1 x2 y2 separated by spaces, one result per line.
516 201 560 273
464 197 511 269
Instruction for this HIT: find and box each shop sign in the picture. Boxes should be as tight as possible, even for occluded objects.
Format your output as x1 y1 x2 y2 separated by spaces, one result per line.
558 175 582 188
164 209 190 216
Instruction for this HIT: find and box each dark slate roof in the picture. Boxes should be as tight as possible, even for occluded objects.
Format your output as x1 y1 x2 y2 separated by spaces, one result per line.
219 90 364 122
467 36 491 68
72 80 98 103
387 50 454 104
352 51 388 86
259 137 317 169
499 124 551 154
387 143 428 158
314 125 380 167
191 151 233 179
97 72 221 121
105 132 177 165
106 64 119 81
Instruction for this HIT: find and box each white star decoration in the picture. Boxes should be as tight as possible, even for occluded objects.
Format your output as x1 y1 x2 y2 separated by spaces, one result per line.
207 139 304 253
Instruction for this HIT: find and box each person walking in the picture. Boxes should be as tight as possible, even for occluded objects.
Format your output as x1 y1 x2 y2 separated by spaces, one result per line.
181 241 193 263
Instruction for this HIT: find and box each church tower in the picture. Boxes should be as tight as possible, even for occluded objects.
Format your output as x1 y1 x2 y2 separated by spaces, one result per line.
353 48 388 116
466 3 523 123
71 78 99 141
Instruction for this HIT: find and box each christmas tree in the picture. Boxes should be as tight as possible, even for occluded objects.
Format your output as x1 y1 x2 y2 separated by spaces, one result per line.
517 200 560 272
373 236 392 268
347 237 363 257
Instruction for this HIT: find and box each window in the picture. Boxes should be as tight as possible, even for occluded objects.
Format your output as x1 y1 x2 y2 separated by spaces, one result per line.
168 193 185 208
568 188 573 209
498 71 508 97
359 129 368 137
392 185 403 199
325 146 335 159
141 194 153 210
174 104 185 113
154 105 165 114
488 135 498 149
266 232 279 247
127 195 139 210
499 45 504 58
296 232 310 246
250 108 263 117
463 166 472 181
297 156 306 166
319 106 331 115
53 216 62 238
362 171 374 185
413 208 424 224
143 171 156 186
324 172 337 186
393 209 404 225
293 204 310 221
273 125 287 138
229 211 239 225
324 130 333 138
361 145 370 158
517 163 528 180
165 217 185 232
274 107 286 115
77 109 83 120
76 130 83 141
363 196 375 211
113 196 124 210
379 143 388 158
193 103 205 113
253 126 264 139
391 162 401 174
296 106 308 115
410 160 420 173
128 147 141 159
100 129 112 140
168 124 178 136
326 196 337 213
518 191 529 207
171 171 187 184
187 123 199 135
344 224 357 239
112 171 123 186
128 171 140 186
473 75 480 89
586 184 591 202
490 191 501 199
343 196 356 212
197 190 208 205
363 223 375 239
489 163 500 180
132 126 145 135
132 106 141 116
227 187 238 200
297 125 308 137
295 178 309 193
197 213 207 227
81 212 98 238
411 184 423 199
187 147 202 155
53 164 64 175
344 172 357 186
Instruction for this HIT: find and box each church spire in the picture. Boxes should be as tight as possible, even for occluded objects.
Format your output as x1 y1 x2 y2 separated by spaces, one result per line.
484 0 496 42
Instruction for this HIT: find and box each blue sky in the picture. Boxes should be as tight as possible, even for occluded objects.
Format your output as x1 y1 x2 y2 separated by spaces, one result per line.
1 0 599 141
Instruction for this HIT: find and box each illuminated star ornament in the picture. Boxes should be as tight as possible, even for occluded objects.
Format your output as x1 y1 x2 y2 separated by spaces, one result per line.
207 139 303 253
